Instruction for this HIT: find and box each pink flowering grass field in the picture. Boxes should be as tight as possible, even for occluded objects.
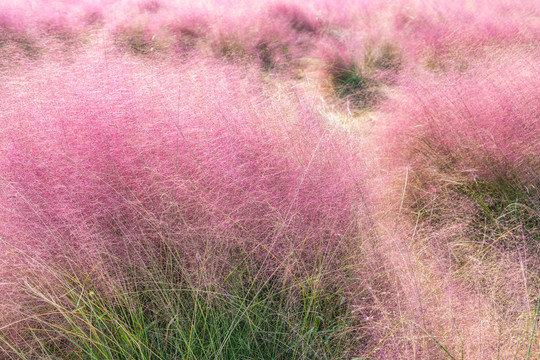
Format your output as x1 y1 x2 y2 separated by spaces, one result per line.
0 0 539 359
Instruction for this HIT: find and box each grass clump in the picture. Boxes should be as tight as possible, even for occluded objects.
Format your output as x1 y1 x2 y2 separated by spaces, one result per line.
454 179 539 250
2 248 360 360
0 56 369 359
326 55 381 109
363 42 402 72
268 3 322 35
114 25 163 55
322 40 403 110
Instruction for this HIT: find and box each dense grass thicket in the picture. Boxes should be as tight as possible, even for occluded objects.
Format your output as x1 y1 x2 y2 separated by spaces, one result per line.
0 0 539 359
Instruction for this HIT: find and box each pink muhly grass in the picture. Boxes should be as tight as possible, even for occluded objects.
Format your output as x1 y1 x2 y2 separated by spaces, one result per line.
0 5 40 64
0 54 368 293
206 1 326 70
0 0 108 66
387 0 540 70
168 11 210 54
367 49 540 359
0 52 371 357
382 52 540 188
2 0 539 74
138 0 162 14
3 1 539 358
267 2 323 35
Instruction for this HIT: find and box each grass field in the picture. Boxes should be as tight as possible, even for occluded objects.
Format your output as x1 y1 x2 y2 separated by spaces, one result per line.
0 0 539 359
